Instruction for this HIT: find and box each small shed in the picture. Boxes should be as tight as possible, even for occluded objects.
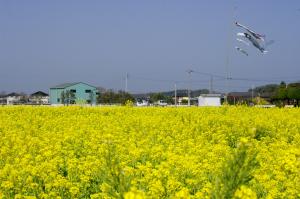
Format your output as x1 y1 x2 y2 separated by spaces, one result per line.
198 94 221 107
49 82 98 105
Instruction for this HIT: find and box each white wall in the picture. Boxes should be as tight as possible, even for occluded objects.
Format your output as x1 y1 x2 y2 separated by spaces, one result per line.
198 97 221 107
6 96 21 105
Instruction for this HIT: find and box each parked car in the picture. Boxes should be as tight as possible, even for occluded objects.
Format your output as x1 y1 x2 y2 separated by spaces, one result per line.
156 100 167 107
136 99 149 107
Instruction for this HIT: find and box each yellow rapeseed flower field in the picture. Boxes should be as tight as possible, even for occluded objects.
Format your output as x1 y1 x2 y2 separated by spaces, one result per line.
0 106 299 198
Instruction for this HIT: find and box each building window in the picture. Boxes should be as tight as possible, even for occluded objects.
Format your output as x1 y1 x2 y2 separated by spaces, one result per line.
57 98 60 102
70 89 76 93
85 90 91 93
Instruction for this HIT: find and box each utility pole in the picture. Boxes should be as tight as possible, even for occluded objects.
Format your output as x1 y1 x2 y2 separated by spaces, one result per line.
251 84 254 102
225 74 229 104
187 69 193 106
209 75 213 94
125 73 128 93
174 83 177 106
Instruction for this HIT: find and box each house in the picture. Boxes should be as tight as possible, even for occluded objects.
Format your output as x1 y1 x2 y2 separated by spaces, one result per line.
0 94 7 105
6 92 27 105
49 82 98 105
177 96 189 105
198 94 222 107
227 92 252 104
29 91 49 105
172 96 198 106
227 91 275 105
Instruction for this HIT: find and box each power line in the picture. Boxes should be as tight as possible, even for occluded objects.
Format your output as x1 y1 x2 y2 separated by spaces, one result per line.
129 75 178 83
129 72 300 84
190 70 227 79
129 74 211 84
125 72 300 94
190 69 300 82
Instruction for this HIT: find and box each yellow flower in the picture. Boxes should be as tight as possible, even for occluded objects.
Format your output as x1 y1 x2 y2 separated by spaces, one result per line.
1 181 13 189
234 186 257 199
0 106 299 198
175 188 190 198
124 188 145 199
69 186 80 197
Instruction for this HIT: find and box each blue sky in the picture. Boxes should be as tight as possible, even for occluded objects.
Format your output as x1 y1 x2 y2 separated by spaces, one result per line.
1 0 300 93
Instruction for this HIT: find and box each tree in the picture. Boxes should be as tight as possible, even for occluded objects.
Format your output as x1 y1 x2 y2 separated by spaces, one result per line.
252 96 269 105
61 90 75 105
117 91 135 105
287 83 300 106
149 93 166 104
89 92 95 105
98 90 115 104
69 91 75 104
61 91 66 105
165 96 174 104
96 91 103 104
65 90 71 105
272 81 288 106
97 90 134 105
181 99 188 105
249 84 278 94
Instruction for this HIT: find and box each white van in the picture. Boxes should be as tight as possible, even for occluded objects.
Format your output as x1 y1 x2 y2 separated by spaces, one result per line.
156 100 167 106
136 100 149 107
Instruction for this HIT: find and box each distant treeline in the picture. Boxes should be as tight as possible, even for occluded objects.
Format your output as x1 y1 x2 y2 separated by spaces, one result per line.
241 81 299 106
96 82 300 106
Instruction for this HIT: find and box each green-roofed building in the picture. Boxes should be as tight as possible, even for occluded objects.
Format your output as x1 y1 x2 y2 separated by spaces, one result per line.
49 82 98 105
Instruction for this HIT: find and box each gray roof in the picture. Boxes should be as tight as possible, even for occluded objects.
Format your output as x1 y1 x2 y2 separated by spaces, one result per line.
50 82 80 89
50 82 97 89
228 92 272 98
6 92 24 97
30 91 49 97
228 92 251 97
200 94 222 97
